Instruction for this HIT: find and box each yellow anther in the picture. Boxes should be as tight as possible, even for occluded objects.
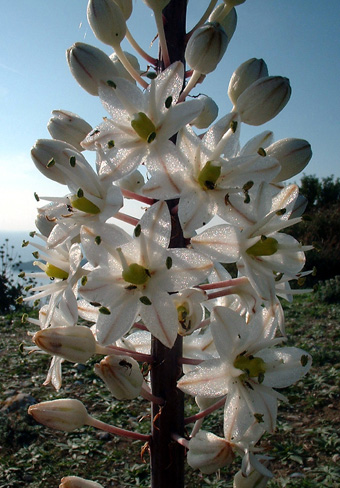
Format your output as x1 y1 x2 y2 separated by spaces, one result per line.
131 112 157 143
122 263 150 285
45 263 69 280
197 160 221 190
71 196 101 214
246 236 278 257
234 354 266 379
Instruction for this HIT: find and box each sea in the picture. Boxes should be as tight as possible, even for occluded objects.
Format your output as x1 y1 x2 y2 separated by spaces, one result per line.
0 230 37 269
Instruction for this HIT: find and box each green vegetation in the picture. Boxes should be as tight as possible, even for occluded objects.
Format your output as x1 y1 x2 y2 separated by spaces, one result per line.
288 175 340 285
0 239 35 314
0 294 339 487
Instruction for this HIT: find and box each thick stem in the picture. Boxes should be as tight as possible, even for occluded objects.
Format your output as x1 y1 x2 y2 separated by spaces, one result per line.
151 335 184 487
150 3 188 487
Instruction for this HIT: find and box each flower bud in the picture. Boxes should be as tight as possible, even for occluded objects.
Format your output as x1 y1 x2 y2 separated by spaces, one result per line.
67 42 119 96
31 139 79 184
95 355 143 400
33 326 97 363
142 0 170 11
60 476 104 488
266 138 312 182
228 58 269 106
87 0 126 47
35 206 57 237
28 399 89 432
236 76 291 126
187 431 235 474
185 23 229 74
113 0 132 20
190 95 218 129
110 51 141 83
209 5 237 42
47 110 92 152
116 169 145 193
233 467 270 488
224 0 246 6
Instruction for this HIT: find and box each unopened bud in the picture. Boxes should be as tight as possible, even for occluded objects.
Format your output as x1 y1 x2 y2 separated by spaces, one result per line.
236 76 291 126
33 326 96 363
31 139 81 184
95 355 143 400
35 206 57 237
267 138 312 182
28 399 89 432
190 95 218 129
110 51 141 83
233 465 271 488
224 0 246 6
87 0 126 47
47 110 92 152
228 58 269 106
185 23 229 75
188 430 235 474
60 476 104 488
142 0 170 11
112 0 132 20
209 5 237 42
67 42 119 96
116 169 145 193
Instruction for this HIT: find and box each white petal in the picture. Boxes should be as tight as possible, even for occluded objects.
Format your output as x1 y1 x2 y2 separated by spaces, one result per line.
139 289 178 348
139 201 171 251
191 225 240 263
177 359 230 397
159 99 203 140
258 347 312 388
178 189 216 238
80 222 130 267
155 248 212 291
96 293 139 345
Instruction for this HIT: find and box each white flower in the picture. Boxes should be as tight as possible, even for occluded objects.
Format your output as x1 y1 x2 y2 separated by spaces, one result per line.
23 236 85 325
79 201 213 347
31 139 123 246
178 306 311 444
143 115 280 237
192 183 311 301
81 62 202 182
28 304 75 390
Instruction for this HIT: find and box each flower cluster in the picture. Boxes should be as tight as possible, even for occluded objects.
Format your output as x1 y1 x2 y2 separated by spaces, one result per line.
22 0 313 486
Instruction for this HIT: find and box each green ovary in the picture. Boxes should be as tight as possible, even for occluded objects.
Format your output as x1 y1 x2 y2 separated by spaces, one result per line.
71 196 101 214
131 112 156 142
197 161 221 190
45 263 69 280
246 236 278 257
234 354 266 379
122 263 150 285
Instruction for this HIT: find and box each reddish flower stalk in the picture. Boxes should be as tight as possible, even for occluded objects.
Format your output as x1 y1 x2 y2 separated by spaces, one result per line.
87 416 151 442
121 189 155 205
114 211 140 227
105 344 152 363
172 433 190 449
184 396 227 425
198 276 249 291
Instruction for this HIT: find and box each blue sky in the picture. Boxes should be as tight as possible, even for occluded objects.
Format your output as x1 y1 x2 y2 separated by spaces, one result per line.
1 0 339 231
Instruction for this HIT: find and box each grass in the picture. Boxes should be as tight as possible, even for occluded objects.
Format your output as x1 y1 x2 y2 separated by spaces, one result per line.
0 294 339 487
